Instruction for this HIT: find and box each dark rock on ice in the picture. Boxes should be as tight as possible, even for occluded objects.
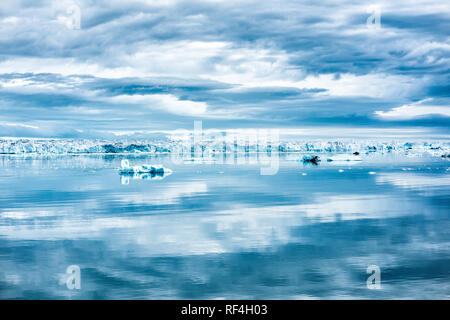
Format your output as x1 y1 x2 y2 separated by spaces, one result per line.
302 155 320 165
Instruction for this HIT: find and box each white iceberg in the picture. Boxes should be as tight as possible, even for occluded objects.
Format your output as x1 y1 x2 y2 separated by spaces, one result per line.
119 159 173 175
327 154 362 162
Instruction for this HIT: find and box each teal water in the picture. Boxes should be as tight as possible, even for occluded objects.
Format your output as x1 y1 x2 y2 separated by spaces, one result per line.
0 154 449 299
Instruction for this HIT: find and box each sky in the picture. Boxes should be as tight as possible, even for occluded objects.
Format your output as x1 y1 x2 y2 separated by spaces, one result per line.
0 0 449 139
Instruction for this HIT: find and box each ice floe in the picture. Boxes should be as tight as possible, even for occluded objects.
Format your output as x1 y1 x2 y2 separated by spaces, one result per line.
119 159 172 175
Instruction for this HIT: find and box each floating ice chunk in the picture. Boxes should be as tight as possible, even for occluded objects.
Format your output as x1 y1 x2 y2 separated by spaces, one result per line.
327 154 362 162
338 169 344 172
121 159 130 169
368 171 376 175
119 159 172 175
148 164 172 174
302 155 320 165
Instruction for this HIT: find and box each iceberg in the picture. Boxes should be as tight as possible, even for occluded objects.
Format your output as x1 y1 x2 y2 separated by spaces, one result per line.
119 159 173 175
327 154 362 162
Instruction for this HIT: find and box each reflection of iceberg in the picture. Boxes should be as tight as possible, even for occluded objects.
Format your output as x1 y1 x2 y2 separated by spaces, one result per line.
119 159 172 174
327 154 362 162
120 172 171 184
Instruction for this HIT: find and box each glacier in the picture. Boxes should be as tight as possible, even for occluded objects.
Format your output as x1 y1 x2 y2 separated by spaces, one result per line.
0 137 449 157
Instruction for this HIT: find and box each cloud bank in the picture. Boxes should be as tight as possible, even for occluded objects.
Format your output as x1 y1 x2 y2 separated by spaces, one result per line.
0 0 449 138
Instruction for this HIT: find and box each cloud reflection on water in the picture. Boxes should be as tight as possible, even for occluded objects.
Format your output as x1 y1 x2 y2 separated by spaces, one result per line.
0 155 449 299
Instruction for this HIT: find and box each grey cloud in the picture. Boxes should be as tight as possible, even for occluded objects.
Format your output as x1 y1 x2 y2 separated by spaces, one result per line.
0 0 448 137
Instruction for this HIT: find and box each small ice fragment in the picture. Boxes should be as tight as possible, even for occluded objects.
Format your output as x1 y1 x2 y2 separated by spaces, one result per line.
368 171 376 175
338 169 344 172
327 154 362 162
301 172 307 176
121 159 130 169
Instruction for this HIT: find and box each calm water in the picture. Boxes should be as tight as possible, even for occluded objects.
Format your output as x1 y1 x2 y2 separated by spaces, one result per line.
0 153 449 299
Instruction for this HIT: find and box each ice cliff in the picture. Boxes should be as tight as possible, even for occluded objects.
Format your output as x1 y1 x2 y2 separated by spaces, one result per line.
0 138 449 157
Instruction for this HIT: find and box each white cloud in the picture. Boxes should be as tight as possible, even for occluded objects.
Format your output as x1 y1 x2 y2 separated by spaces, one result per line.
375 99 450 120
295 73 419 98
2 122 39 129
107 94 208 116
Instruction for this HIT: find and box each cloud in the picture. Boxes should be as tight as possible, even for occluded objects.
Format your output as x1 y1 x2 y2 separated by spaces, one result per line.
0 0 448 137
107 94 208 116
375 98 450 120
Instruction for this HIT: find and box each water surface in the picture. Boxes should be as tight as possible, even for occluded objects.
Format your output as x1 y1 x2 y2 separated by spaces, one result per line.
0 154 449 299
